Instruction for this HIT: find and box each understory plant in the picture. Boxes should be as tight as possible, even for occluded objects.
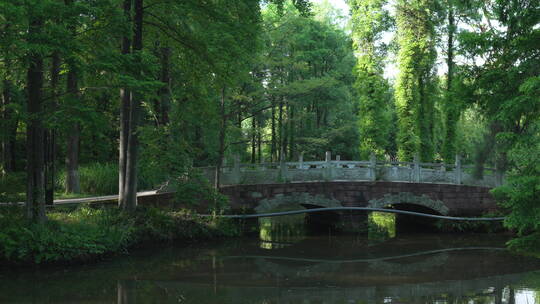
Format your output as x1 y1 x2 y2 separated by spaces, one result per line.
491 123 540 253
0 205 239 265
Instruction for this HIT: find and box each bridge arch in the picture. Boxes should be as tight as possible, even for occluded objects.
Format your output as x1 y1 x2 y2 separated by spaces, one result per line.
217 181 496 218
367 192 449 216
254 192 341 214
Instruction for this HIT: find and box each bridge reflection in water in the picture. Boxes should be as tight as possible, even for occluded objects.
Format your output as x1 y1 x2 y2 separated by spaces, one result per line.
110 232 540 304
1 231 539 303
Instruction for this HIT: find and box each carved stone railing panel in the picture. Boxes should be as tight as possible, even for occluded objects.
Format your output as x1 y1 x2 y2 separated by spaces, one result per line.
200 152 503 188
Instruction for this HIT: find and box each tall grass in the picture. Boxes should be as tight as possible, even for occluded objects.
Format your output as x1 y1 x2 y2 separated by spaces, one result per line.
56 162 167 196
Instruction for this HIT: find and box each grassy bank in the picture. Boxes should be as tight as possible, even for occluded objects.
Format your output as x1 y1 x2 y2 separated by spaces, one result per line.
0 205 240 265
0 162 167 204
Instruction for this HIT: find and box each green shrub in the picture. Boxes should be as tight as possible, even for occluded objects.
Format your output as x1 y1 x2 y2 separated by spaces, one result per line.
0 172 26 203
0 206 134 264
0 205 240 265
170 169 230 213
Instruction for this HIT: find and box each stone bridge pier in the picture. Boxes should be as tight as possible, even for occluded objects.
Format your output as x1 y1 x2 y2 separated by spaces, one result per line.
219 181 498 218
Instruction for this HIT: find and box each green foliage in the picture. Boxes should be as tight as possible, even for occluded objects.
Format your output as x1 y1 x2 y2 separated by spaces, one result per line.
0 206 134 264
350 0 394 158
368 212 396 241
454 0 540 249
434 218 503 233
55 162 166 196
0 205 240 264
259 3 359 161
492 122 540 251
56 163 117 195
0 172 25 203
394 0 438 161
171 169 230 214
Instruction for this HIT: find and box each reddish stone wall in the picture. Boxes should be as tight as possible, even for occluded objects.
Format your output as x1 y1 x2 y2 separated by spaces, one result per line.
218 181 497 216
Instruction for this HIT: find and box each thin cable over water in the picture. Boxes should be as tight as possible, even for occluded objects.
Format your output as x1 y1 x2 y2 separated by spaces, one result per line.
202 207 505 221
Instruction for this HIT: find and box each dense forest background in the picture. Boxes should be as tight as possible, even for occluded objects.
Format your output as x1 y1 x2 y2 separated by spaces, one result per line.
0 0 538 244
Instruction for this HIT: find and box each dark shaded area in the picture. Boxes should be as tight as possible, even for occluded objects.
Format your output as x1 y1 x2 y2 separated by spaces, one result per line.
1 234 539 304
390 203 441 234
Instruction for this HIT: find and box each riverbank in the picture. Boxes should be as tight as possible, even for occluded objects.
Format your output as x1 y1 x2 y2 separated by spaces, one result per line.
0 205 240 266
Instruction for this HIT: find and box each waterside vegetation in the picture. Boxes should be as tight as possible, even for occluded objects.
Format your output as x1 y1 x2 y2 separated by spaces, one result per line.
0 205 239 265
0 0 538 264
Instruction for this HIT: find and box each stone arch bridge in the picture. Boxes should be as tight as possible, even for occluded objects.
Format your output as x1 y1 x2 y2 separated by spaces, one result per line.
197 153 501 217
218 181 497 217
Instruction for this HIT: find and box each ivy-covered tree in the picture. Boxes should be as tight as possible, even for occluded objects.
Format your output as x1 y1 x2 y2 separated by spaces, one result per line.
394 0 437 161
349 0 394 158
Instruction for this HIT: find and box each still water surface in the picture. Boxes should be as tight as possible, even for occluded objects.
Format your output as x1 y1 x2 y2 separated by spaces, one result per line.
1 217 540 303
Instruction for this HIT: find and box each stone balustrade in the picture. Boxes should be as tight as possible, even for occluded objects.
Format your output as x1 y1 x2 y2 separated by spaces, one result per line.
200 152 503 188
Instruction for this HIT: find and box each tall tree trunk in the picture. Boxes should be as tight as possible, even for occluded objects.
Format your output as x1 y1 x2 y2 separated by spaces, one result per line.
270 100 276 162
119 0 132 207
442 4 458 163
2 78 16 173
45 52 61 204
64 0 81 194
117 280 137 304
473 122 500 179
395 0 436 161
121 0 143 212
1 23 16 173
278 100 283 161
257 116 262 163
288 104 294 159
26 15 46 222
157 45 171 126
66 67 81 193
215 87 226 189
251 114 256 164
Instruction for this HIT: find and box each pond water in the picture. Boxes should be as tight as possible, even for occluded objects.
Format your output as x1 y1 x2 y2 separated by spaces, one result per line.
1 215 540 304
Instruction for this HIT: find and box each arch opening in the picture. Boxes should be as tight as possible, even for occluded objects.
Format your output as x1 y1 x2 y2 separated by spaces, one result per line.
388 203 442 234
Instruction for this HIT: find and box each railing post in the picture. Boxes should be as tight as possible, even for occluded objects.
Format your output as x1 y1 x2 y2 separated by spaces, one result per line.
369 152 377 181
298 153 304 169
413 153 420 182
232 154 241 184
260 157 266 171
439 162 446 182
324 151 333 181
454 154 462 185
495 166 504 187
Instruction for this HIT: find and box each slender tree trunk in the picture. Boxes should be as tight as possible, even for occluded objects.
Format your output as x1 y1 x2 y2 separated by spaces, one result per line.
289 105 294 159
121 0 144 212
66 123 80 192
215 87 226 189
119 0 132 207
316 105 321 129
157 45 171 125
473 122 500 179
278 100 283 161
257 116 262 163
2 78 16 173
270 100 276 162
508 288 515 304
66 66 81 193
26 15 46 222
117 280 136 304
45 52 61 204
1 23 16 173
442 4 458 163
251 114 256 163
